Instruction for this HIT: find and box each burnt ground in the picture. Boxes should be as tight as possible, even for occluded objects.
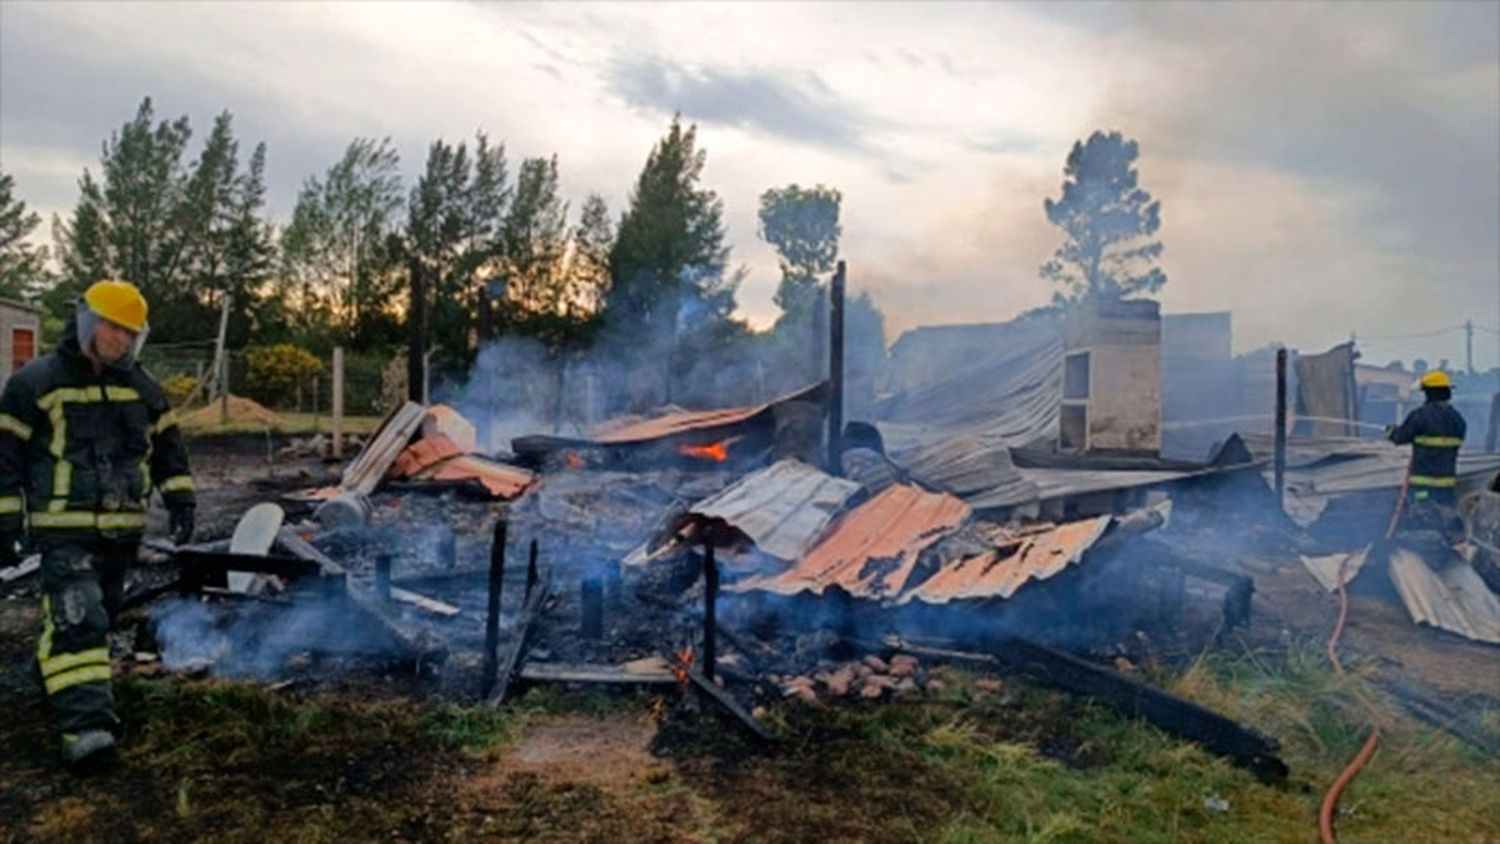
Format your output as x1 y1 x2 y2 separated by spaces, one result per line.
2 438 1498 842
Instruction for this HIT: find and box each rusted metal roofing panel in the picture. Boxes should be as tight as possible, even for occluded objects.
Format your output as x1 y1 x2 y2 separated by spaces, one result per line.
688 460 861 562
593 382 823 444
1388 545 1500 644
731 484 970 599
901 516 1111 605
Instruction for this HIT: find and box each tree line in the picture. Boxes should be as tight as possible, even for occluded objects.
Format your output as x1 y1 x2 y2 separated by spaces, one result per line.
1 99 875 385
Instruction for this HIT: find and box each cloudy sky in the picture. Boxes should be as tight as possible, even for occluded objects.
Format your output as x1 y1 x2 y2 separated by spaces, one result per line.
2 1 1497 367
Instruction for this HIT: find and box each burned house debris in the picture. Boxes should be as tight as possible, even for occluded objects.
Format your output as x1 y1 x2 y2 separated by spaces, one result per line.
56 270 1495 793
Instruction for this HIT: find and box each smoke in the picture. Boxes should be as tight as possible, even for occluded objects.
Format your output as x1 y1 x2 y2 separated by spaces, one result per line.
150 593 404 679
444 272 890 453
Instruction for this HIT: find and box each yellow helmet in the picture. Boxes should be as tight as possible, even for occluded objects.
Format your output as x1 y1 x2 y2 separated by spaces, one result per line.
1419 370 1453 390
83 280 149 332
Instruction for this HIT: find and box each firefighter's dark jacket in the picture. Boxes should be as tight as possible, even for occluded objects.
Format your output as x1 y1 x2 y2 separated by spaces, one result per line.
0 312 193 538
1387 397 1466 488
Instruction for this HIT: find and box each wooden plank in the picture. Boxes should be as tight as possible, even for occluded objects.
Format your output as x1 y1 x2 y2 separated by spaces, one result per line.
341 401 425 495
520 662 677 685
391 587 460 617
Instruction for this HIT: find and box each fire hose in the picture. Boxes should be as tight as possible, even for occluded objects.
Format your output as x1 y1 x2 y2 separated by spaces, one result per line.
1317 460 1409 843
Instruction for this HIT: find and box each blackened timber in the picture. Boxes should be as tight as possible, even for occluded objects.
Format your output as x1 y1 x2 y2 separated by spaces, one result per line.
669 655 777 742
702 540 718 680
488 563 551 705
408 254 427 404
581 578 603 639
526 539 539 596
482 519 507 697
1274 348 1287 504
992 638 1287 780
375 554 393 602
826 260 846 473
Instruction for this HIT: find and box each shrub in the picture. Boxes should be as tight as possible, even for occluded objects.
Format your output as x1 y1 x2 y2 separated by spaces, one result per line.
244 344 323 408
161 373 199 407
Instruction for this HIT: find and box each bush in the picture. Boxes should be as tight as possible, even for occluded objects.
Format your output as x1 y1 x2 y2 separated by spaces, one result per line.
244 344 323 408
161 373 199 407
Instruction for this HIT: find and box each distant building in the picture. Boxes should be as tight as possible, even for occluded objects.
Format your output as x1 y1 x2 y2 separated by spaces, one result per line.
0 298 43 391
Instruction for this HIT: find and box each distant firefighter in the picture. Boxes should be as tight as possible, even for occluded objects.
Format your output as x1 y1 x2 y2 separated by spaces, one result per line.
1387 370 1466 536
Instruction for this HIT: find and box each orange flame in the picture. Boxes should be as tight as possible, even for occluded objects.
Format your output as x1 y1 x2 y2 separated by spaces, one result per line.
672 647 695 685
677 440 730 463
565 451 584 470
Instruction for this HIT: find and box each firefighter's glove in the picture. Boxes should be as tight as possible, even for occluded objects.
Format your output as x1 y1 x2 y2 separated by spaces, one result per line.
0 529 22 569
169 505 195 546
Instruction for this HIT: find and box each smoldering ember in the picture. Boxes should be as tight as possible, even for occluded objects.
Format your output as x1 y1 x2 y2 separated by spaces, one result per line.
2 4 1498 841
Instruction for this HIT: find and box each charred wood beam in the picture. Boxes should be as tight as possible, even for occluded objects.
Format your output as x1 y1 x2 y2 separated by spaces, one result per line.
703 540 718 680
581 578 603 639
487 558 551 705
1274 348 1287 505
482 519 507 696
826 260 846 473
668 654 777 742
990 638 1287 781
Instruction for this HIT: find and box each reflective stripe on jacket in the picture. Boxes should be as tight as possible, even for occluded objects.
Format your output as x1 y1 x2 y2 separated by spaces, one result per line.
1388 399 1466 487
0 314 193 537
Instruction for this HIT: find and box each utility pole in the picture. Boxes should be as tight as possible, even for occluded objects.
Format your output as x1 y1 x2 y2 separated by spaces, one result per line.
1465 320 1474 375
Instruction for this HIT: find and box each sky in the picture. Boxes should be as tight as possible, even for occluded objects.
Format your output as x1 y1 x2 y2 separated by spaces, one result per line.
2 0 1497 369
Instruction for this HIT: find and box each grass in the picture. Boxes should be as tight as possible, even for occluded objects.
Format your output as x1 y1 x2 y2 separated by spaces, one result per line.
3 642 1497 843
179 411 384 437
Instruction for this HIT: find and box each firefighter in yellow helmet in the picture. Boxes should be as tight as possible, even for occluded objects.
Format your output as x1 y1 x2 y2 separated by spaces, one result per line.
1387 370 1466 536
0 280 195 765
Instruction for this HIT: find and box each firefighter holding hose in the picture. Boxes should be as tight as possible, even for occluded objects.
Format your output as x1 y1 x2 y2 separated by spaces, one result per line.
0 280 196 765
1387 370 1467 537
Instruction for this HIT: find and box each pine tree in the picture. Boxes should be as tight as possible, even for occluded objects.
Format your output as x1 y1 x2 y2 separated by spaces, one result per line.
607 115 733 335
1040 130 1166 303
0 171 49 301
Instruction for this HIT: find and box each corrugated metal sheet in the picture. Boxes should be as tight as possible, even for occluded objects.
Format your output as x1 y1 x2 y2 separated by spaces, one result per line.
893 433 1039 505
1388 546 1500 644
687 460 861 562
1300 547 1372 593
875 319 1063 454
730 484 970 598
593 382 822 445
901 516 1111 605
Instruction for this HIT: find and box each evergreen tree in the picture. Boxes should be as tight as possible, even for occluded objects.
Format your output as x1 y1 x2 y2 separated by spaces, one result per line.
607 115 733 335
1040 130 1165 303
499 155 569 316
0 171 49 301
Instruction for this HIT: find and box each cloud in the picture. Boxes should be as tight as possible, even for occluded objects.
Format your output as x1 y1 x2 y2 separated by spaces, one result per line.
606 56 884 154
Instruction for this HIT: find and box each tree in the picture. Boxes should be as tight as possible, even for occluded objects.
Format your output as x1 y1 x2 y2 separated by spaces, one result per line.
1040 130 1165 303
279 137 404 349
566 193 614 318
758 184 841 315
499 155 569 316
0 171 49 300
49 99 273 342
608 115 734 335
